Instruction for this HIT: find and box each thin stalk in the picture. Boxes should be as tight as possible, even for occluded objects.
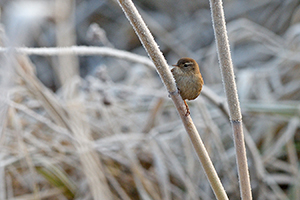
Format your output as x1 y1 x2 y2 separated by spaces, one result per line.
117 0 228 199
208 0 252 199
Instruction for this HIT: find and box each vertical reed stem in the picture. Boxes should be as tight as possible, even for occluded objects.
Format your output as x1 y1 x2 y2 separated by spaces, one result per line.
209 0 252 199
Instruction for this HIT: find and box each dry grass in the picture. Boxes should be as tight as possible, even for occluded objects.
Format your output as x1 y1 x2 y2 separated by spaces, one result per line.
1 0 300 199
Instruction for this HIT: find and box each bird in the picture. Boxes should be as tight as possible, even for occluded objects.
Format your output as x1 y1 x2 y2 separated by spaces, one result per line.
171 58 204 116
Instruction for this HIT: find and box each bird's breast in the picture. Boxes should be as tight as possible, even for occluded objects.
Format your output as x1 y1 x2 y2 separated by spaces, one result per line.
172 69 203 100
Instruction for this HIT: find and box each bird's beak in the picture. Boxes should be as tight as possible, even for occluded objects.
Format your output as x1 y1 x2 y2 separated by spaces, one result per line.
172 64 177 67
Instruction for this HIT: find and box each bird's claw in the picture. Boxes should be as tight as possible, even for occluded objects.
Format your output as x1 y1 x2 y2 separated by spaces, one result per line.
184 100 190 116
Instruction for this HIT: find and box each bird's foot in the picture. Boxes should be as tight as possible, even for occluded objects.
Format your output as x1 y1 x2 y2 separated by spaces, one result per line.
184 100 190 116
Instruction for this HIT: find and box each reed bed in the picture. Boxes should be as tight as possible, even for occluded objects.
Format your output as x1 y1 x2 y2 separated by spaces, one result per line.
1 0 300 199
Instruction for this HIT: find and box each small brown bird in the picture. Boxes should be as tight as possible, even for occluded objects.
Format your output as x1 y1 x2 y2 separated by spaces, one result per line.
171 58 204 116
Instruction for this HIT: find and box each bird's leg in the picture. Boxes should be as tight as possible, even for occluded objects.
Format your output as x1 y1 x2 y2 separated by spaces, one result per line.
177 88 190 116
184 100 190 116
171 88 190 116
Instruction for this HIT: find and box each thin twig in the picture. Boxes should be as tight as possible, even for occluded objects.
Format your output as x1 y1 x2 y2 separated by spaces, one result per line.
0 46 155 68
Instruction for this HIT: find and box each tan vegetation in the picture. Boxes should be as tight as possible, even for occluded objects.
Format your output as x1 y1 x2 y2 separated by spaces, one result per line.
1 0 300 199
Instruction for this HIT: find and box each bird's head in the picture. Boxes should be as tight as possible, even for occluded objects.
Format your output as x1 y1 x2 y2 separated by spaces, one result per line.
172 57 200 74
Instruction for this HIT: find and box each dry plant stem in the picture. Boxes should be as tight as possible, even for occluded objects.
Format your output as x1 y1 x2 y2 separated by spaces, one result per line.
142 97 165 133
209 0 252 199
16 56 112 200
0 47 155 69
54 0 79 85
117 0 228 199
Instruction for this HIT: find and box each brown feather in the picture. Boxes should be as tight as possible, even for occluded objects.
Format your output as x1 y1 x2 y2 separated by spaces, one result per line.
171 58 203 101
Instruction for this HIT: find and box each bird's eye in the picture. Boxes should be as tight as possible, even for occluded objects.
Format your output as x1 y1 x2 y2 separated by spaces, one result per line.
184 64 188 67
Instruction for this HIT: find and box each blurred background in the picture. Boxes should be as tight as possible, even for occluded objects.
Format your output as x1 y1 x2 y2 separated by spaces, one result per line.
1 0 300 199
